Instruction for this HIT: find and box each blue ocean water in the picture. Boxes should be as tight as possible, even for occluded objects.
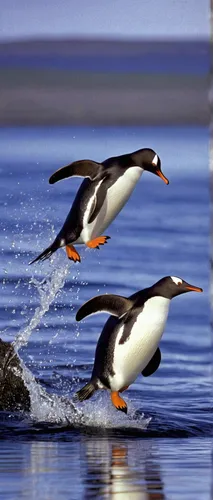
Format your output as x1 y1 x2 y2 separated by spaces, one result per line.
0 126 211 499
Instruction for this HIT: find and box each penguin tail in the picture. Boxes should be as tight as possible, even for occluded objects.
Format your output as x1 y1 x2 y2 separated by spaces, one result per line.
74 380 97 402
29 240 59 265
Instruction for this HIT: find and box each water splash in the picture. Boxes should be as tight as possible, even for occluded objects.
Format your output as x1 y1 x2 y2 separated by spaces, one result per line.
8 354 150 431
13 260 70 352
5 251 150 432
71 394 151 431
20 361 85 425
23 364 150 430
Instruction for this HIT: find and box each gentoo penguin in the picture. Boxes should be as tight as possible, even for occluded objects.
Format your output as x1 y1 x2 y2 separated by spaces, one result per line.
74 276 203 413
30 148 169 264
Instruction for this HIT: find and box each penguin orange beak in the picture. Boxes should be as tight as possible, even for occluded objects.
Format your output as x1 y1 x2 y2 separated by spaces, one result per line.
185 285 203 292
156 170 169 185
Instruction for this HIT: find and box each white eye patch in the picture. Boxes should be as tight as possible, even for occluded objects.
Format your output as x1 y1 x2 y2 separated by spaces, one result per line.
171 276 183 285
152 154 158 166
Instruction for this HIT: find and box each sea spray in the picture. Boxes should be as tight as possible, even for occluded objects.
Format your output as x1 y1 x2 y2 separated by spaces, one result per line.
2 253 88 424
21 358 150 430
20 359 85 425
13 261 70 352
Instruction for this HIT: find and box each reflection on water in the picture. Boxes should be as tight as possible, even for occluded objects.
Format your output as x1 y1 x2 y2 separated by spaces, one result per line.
82 438 164 499
0 437 211 500
24 442 64 500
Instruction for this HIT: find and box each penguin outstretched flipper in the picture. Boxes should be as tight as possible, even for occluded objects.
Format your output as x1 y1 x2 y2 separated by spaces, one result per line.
49 160 103 184
76 294 133 322
142 347 161 377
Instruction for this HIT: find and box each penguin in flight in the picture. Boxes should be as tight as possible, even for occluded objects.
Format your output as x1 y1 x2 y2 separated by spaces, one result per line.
30 148 169 264
74 276 203 413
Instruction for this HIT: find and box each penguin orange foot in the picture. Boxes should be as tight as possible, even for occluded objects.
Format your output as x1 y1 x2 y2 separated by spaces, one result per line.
111 391 127 414
86 236 110 249
66 245 81 263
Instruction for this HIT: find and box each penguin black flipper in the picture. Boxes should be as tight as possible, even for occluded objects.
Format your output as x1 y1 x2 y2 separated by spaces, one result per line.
142 347 161 377
49 160 103 184
76 294 133 322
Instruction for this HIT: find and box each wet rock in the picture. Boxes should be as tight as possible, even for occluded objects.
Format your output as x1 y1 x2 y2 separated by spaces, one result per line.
0 339 30 411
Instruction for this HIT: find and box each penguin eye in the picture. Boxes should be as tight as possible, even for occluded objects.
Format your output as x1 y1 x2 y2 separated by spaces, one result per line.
177 281 182 286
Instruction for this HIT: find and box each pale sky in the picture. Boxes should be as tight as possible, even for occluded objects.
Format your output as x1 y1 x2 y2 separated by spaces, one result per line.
0 0 209 41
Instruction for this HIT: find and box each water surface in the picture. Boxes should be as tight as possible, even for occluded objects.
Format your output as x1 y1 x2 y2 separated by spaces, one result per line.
0 126 211 499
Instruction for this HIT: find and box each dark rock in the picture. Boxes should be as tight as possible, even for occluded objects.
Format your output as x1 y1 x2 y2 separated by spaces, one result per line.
0 339 30 412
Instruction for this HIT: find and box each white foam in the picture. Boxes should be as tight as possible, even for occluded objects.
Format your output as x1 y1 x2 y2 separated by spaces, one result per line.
73 394 151 430
26 369 151 429
19 359 150 430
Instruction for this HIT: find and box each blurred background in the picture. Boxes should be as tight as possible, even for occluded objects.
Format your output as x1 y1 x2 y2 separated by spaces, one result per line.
0 0 209 126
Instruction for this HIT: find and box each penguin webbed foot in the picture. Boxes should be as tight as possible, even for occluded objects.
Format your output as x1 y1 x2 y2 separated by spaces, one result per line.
66 245 81 263
117 405 127 414
86 236 110 250
111 391 128 414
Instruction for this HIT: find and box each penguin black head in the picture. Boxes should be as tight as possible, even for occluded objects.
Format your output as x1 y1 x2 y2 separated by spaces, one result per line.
152 276 203 299
133 148 169 185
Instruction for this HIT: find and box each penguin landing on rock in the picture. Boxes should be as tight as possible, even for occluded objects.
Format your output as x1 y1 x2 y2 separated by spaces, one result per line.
74 276 202 414
30 148 169 264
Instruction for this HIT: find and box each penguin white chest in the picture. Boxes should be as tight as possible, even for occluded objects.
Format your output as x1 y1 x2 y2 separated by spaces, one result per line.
88 166 142 239
110 297 170 391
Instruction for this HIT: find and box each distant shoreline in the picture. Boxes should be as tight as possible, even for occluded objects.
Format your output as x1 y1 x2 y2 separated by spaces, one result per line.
0 38 208 126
